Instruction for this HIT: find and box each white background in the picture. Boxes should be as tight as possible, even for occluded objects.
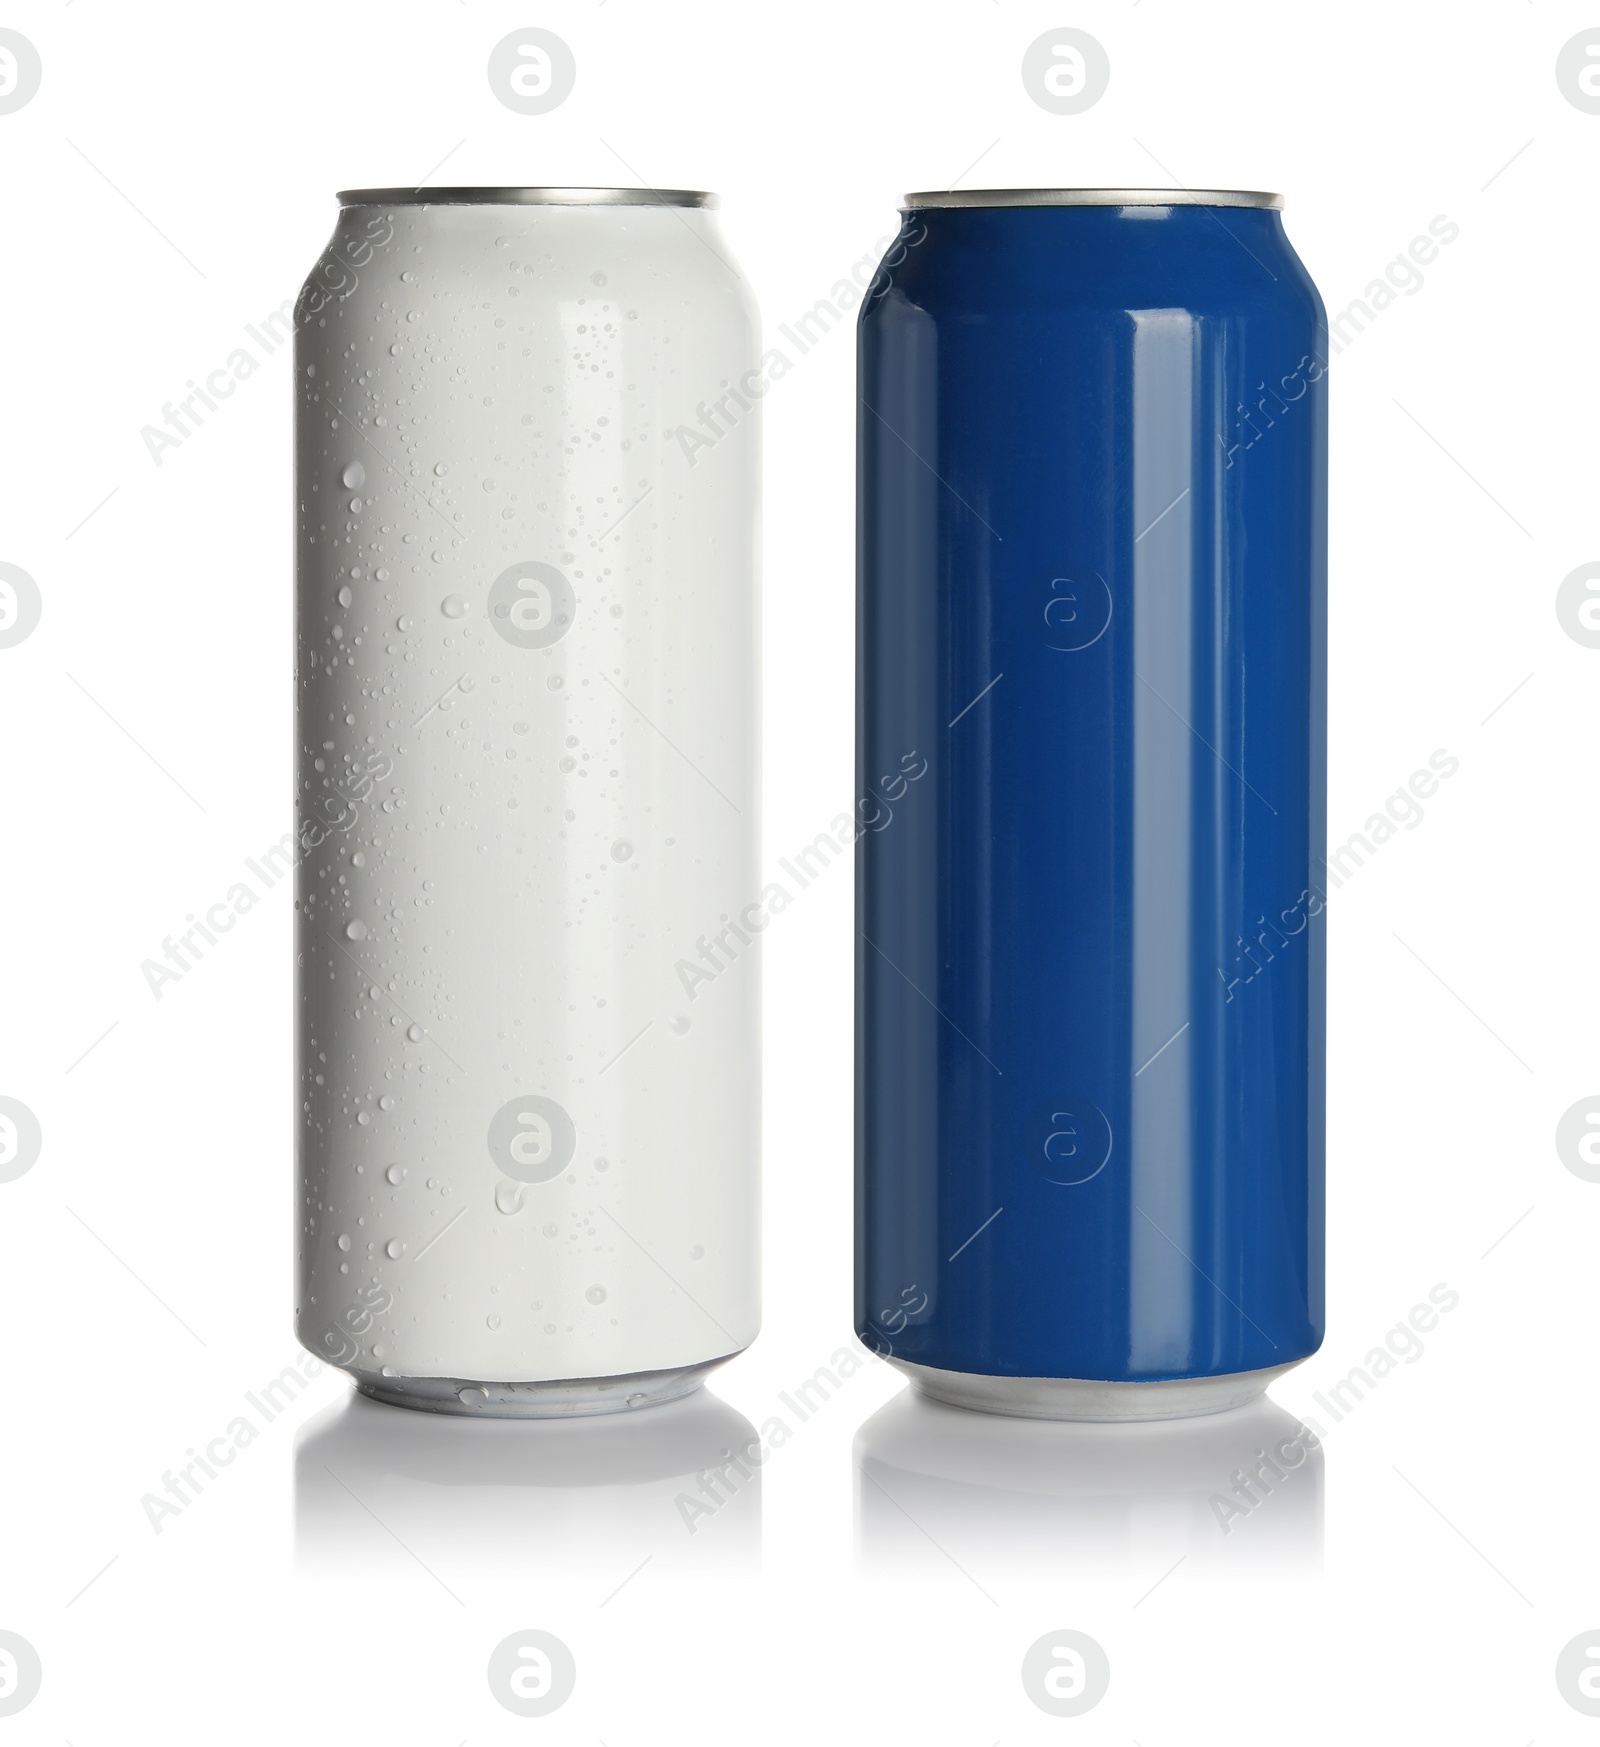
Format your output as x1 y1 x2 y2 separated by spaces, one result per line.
0 0 1594 1738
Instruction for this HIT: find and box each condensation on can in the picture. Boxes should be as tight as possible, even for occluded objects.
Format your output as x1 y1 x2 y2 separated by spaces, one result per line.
293 191 761 1408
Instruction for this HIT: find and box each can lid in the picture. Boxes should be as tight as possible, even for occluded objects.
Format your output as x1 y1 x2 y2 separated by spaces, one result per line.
903 187 1283 211
337 186 717 209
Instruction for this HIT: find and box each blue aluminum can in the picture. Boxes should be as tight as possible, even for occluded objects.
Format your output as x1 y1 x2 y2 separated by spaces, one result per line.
855 190 1327 1420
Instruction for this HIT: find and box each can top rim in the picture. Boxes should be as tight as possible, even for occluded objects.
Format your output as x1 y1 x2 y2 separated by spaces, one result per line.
903 187 1284 210
337 186 718 209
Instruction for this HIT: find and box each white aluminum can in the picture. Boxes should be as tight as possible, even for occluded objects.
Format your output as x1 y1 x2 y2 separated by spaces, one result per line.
293 188 760 1416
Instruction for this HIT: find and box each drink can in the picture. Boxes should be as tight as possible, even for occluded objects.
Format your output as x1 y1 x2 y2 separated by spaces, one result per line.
856 189 1327 1419
295 188 761 1415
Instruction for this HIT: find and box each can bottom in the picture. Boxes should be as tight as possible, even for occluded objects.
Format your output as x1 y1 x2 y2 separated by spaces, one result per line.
892 1358 1301 1423
349 1353 740 1420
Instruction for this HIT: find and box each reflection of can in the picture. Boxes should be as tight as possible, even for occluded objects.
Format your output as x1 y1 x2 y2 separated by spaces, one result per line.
854 1392 1323 1569
295 188 760 1416
296 1388 762 1575
856 190 1327 1420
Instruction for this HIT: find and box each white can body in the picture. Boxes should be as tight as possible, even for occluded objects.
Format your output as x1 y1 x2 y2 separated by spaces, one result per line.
293 191 760 1414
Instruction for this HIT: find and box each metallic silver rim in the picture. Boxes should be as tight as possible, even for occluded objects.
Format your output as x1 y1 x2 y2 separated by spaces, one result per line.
338 185 717 209
892 1358 1300 1422
904 187 1283 211
349 1354 736 1419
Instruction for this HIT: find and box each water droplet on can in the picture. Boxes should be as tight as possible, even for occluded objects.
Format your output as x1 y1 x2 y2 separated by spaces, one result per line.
342 462 365 489
586 1285 607 1305
441 595 466 618
385 1163 404 1184
346 920 368 940
611 839 633 862
385 1238 406 1259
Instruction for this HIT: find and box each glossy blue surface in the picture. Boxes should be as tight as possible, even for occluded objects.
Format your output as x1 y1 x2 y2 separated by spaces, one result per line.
855 202 1327 1382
